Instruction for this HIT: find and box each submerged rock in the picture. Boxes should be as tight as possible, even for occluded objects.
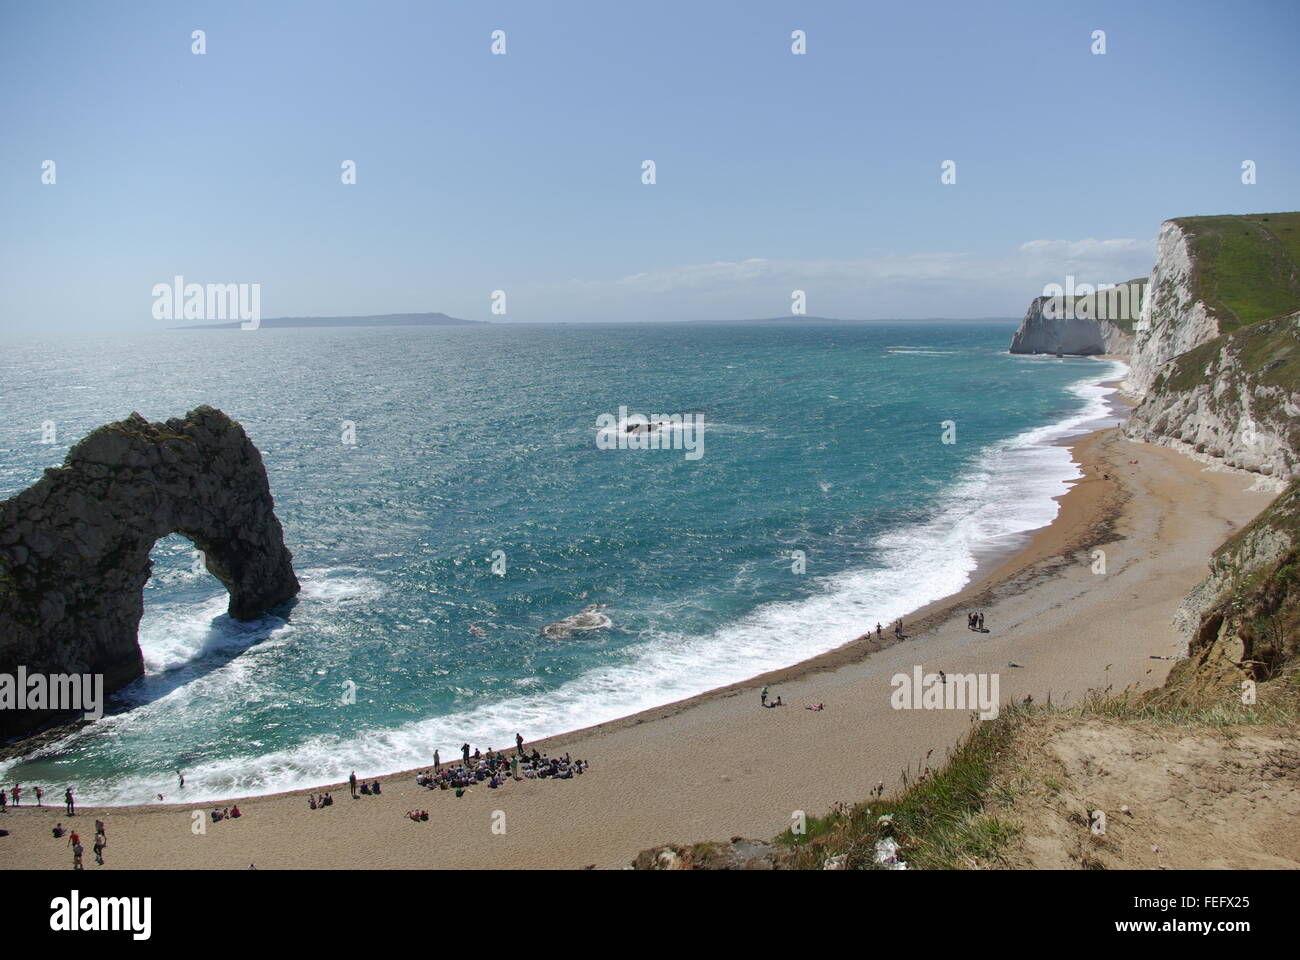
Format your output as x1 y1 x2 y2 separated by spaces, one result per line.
0 406 299 739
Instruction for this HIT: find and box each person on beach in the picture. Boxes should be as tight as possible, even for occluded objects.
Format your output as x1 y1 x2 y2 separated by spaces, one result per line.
349 771 358 799
433 749 440 770
0 787 6 812
462 743 471 765
876 623 882 639
10 784 20 806
511 755 520 780
64 787 75 816
93 834 105 865
52 822 64 838
177 769 185 789
978 612 985 631
760 685 768 706
34 785 42 806
72 840 84 870
516 732 525 756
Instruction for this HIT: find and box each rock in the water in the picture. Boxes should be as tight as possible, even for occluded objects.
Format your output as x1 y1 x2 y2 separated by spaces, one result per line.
0 406 299 739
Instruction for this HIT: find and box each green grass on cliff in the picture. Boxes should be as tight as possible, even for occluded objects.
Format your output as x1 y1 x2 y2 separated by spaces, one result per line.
1156 311 1299 444
1175 211 1300 331
777 704 1028 869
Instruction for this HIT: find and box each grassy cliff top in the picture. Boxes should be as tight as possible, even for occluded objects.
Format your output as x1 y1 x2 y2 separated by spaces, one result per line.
1173 211 1300 332
1156 310 1299 408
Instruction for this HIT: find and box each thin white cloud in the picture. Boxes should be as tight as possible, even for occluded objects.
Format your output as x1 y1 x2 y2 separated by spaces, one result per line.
523 237 1155 320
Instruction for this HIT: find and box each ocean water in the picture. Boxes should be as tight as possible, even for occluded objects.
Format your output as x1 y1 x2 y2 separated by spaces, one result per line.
0 322 1124 803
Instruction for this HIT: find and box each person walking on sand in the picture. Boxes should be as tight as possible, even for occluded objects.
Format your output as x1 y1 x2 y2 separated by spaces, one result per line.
64 787 75 816
72 840 84 870
516 732 525 757
760 685 768 707
349 770 358 799
93 834 105 866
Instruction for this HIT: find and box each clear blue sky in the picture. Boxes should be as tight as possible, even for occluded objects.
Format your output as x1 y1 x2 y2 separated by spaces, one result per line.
2 0 1298 330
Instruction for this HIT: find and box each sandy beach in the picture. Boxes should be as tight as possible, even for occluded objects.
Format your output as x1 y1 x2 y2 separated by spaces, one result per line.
1 426 1278 870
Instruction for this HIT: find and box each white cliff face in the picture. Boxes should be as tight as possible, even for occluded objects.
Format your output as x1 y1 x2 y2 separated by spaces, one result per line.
1122 220 1222 397
1009 296 1135 356
1124 312 1299 484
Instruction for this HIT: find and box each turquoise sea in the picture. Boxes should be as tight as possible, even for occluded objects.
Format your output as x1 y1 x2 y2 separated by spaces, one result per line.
0 321 1124 803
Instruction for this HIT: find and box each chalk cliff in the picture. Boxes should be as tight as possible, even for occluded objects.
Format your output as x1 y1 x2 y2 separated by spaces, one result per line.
0 407 299 739
1125 310 1299 481
1008 289 1138 356
1120 213 1300 482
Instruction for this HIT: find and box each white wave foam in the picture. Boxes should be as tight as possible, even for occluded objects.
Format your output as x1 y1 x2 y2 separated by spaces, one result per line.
66 364 1129 804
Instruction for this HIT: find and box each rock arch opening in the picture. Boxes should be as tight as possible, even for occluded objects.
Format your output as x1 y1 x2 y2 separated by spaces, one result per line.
0 407 299 738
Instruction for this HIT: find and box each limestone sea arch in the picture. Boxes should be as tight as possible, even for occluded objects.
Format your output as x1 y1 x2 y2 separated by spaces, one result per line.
0 406 300 739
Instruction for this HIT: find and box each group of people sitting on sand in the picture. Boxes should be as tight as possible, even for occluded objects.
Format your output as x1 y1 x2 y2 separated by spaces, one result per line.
415 747 589 797
307 792 334 809
406 808 430 821
210 804 242 822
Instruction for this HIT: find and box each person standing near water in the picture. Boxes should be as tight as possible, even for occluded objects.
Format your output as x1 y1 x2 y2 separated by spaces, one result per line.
348 770 358 799
64 787 75 816
462 743 471 765
760 685 768 706
516 732 525 756
433 749 440 770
